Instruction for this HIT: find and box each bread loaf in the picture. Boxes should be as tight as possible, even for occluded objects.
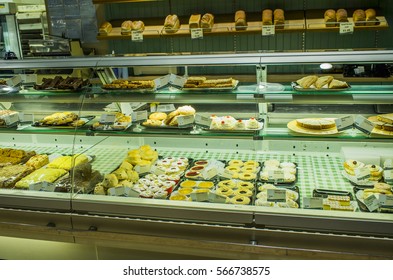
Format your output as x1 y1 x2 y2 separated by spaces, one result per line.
201 13 214 32
121 20 132 35
189 14 201 29
324 9 336 27
353 9 366 26
274 9 285 29
99 22 112 35
131 20 145 31
262 9 273 25
164 14 180 33
235 10 247 31
336 9 348 22
365 8 377 26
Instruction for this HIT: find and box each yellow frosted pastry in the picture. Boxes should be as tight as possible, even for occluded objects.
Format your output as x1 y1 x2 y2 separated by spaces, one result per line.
47 154 88 170
15 168 67 188
198 181 214 189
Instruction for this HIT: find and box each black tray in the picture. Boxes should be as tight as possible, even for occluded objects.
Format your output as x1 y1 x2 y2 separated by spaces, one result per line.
259 161 298 185
313 188 353 200
255 183 300 208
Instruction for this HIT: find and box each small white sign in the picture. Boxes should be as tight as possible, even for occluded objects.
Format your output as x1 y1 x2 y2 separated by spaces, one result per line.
303 197 323 209
194 114 212 127
268 169 285 182
355 167 371 181
190 191 209 202
154 74 170 89
262 25 275 36
202 166 218 180
131 30 143 42
384 159 393 170
29 181 52 191
380 195 393 207
208 192 227 203
108 186 125 196
169 74 187 88
4 113 19 125
335 115 354 131
364 194 379 212
120 103 133 116
384 169 393 183
100 114 116 124
126 188 140 198
157 104 176 112
134 163 151 174
177 115 195 127
354 115 375 135
220 169 234 179
132 110 148 122
19 113 34 123
267 189 286 201
191 28 203 39
340 22 354 34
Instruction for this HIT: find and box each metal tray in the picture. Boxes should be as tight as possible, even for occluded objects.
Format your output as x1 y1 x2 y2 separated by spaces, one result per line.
201 118 264 133
32 116 95 128
291 81 351 92
181 80 239 92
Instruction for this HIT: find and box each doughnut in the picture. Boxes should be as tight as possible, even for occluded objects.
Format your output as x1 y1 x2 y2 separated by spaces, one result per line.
145 174 158 180
159 159 171 167
153 190 168 199
178 188 193 195
158 174 168 181
228 160 244 166
162 180 175 188
173 161 187 170
167 174 180 181
238 172 256 181
178 157 189 163
264 159 280 167
168 166 180 174
230 195 250 205
170 193 188 200
185 171 200 179
241 166 257 173
225 165 240 173
180 180 197 188
244 160 259 167
258 183 276 192
216 186 234 196
140 190 154 198
236 181 254 189
198 181 214 189
218 179 236 188
138 178 150 186
194 160 208 166
234 188 253 197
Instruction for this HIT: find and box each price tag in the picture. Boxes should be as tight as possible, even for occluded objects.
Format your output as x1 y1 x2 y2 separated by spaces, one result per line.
208 192 227 203
190 191 209 202
364 194 379 212
202 166 218 180
384 159 393 170
355 167 371 181
335 115 354 131
108 186 125 196
169 74 187 88
150 164 166 176
191 28 203 39
177 115 195 127
384 169 393 184
220 169 234 179
354 115 375 135
19 113 34 123
126 188 140 198
134 163 151 174
340 22 354 34
131 30 143 42
4 113 19 125
157 104 176 112
154 74 170 89
268 169 285 182
262 25 275 36
303 197 324 209
100 114 116 124
380 195 393 207
120 103 133 116
29 181 53 191
194 114 212 128
132 110 148 122
267 189 286 202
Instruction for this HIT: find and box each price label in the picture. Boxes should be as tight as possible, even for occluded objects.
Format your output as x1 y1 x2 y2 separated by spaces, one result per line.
194 114 212 127
380 195 393 207
268 169 285 182
177 115 195 127
131 30 143 42
384 159 393 170
262 25 275 36
303 197 324 209
4 113 19 125
132 110 148 122
191 28 203 39
340 22 354 34
126 188 140 198
29 181 53 191
190 191 209 202
169 74 187 88
364 194 379 212
220 168 234 179
335 115 354 131
120 103 133 116
208 192 227 203
100 114 116 124
19 113 34 123
134 163 151 174
267 189 286 201
354 115 375 135
154 74 170 89
202 166 218 180
384 169 393 184
355 167 371 181
150 165 166 176
108 186 125 196
157 104 176 112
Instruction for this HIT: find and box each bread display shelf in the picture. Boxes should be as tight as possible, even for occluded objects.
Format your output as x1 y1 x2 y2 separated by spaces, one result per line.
306 9 389 32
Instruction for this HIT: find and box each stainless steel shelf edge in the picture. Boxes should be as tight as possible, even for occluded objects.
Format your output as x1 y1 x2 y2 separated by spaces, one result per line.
2 50 393 69
0 193 71 212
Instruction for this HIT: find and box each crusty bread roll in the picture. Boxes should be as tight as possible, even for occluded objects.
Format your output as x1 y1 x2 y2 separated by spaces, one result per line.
99 22 112 35
353 9 366 26
262 9 273 25
121 20 132 35
235 10 247 31
365 8 378 26
189 14 201 29
164 14 180 33
131 20 145 32
336 9 348 22
324 9 336 27
201 13 214 32
274 9 285 29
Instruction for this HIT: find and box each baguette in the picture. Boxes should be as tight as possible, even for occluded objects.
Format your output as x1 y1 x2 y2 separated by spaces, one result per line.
164 14 180 33
262 9 273 25
324 9 336 27
99 21 112 35
189 14 201 29
336 9 348 22
235 10 247 31
353 9 366 26
201 13 214 32
121 20 132 35
274 9 285 29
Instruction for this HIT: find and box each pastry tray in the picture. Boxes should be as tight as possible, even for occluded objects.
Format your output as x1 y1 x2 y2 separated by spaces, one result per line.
218 160 261 181
141 122 194 129
341 170 378 187
201 118 264 133
259 162 298 185
32 116 95 128
181 80 239 92
255 183 300 208
354 187 393 213
291 81 351 92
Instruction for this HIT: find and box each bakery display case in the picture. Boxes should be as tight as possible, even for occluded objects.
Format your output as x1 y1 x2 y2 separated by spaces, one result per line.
0 49 393 259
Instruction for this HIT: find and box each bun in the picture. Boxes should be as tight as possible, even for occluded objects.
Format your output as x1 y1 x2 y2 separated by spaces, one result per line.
262 9 273 25
164 14 180 33
177 105 196 115
353 9 366 26
99 22 112 35
131 20 145 31
365 8 378 26
274 9 285 29
235 10 247 31
121 20 132 35
149 112 167 121
315 76 334 89
201 13 214 32
189 14 201 29
336 9 348 22
324 9 336 27
164 110 180 125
